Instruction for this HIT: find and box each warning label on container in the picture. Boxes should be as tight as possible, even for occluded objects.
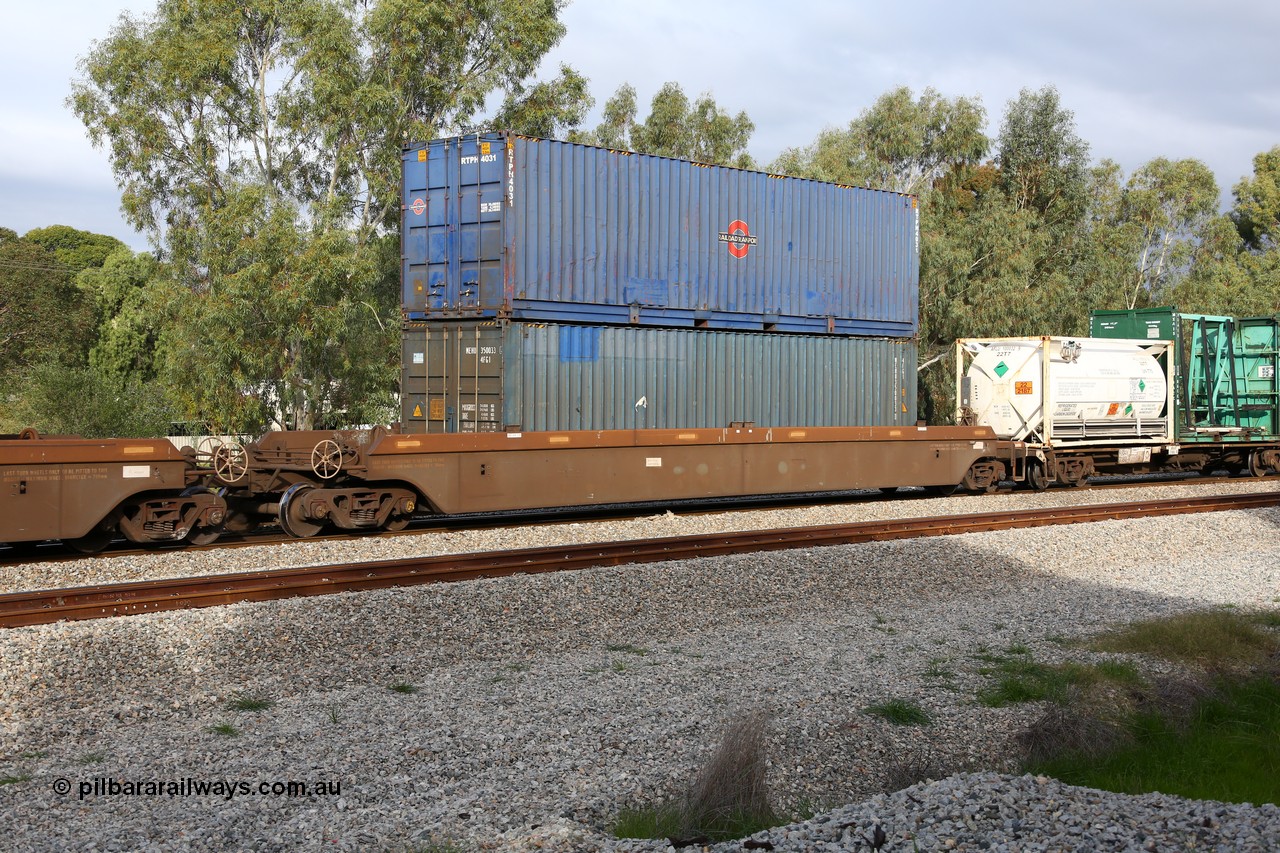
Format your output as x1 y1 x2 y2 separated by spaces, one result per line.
1014 381 1033 395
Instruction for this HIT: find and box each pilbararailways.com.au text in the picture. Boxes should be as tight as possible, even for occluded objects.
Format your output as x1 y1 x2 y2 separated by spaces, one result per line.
54 776 341 801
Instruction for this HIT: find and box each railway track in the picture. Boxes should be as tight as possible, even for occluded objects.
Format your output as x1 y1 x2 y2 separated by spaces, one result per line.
3 491 1277 629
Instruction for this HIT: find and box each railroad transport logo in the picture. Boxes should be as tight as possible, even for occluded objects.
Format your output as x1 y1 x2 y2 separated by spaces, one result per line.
410 197 426 216
718 220 757 259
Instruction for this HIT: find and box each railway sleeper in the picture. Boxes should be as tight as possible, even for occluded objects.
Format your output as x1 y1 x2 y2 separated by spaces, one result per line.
278 486 417 537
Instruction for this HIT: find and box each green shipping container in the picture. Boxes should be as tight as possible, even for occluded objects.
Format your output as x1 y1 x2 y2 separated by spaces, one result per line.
1091 308 1280 440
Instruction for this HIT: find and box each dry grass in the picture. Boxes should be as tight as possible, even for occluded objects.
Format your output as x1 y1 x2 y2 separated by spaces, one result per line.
614 711 779 843
1017 694 1131 765
882 749 949 792
680 710 777 839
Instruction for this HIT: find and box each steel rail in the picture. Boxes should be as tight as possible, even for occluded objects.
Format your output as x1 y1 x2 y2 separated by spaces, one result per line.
3 492 1278 629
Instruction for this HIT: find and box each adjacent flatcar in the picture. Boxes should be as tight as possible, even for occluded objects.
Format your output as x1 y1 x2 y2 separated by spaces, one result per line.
957 319 1280 487
0 429 225 552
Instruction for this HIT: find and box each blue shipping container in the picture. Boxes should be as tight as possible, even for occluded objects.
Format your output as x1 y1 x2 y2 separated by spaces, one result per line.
400 321 918 432
402 133 919 335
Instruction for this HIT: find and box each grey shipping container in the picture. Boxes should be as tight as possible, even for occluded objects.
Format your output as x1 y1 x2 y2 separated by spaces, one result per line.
400 321 918 432
402 132 919 336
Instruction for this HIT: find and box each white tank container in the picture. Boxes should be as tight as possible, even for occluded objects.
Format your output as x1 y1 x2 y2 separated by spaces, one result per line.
959 337 1170 443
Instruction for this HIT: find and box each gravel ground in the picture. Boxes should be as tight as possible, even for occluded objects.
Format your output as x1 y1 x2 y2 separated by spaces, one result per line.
1 483 1278 851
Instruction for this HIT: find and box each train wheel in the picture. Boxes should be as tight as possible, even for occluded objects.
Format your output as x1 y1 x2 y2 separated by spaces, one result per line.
962 463 999 494
1025 460 1050 491
278 484 325 538
185 527 222 546
383 516 411 532
1248 451 1273 478
179 486 225 546
67 528 112 554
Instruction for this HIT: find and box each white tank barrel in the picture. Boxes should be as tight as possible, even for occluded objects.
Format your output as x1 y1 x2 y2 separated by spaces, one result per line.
960 337 1170 443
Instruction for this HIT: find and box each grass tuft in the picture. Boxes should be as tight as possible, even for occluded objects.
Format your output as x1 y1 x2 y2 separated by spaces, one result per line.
1088 610 1279 670
606 643 649 656
0 773 32 786
209 723 240 737
976 653 1134 708
389 683 419 695
864 699 932 726
227 695 274 712
1015 609 1280 805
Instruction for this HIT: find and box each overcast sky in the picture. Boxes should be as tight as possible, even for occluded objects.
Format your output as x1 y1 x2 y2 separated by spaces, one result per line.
2 1 1277 252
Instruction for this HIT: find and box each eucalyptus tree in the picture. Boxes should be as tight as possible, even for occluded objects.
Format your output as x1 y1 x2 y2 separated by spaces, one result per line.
1232 145 1280 250
1119 157 1218 308
71 0 579 432
580 81 756 168
773 86 988 195
1173 146 1280 315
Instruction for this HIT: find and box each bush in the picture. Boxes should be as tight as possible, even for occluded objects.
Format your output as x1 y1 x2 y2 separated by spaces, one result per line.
2 363 174 437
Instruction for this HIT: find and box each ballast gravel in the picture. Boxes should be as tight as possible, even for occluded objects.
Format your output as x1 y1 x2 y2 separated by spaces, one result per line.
0 483 1278 851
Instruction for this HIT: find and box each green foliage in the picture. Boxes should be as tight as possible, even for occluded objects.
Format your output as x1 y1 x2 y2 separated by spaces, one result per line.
1119 157 1219 308
613 803 684 840
23 225 126 273
151 187 399 432
581 82 755 168
1032 675 1280 805
208 723 240 737
2 362 175 437
997 85 1090 221
976 651 1129 707
0 234 96 376
389 683 419 694
489 64 593 138
864 699 932 726
773 86 988 195
1232 145 1280 250
79 248 165 381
